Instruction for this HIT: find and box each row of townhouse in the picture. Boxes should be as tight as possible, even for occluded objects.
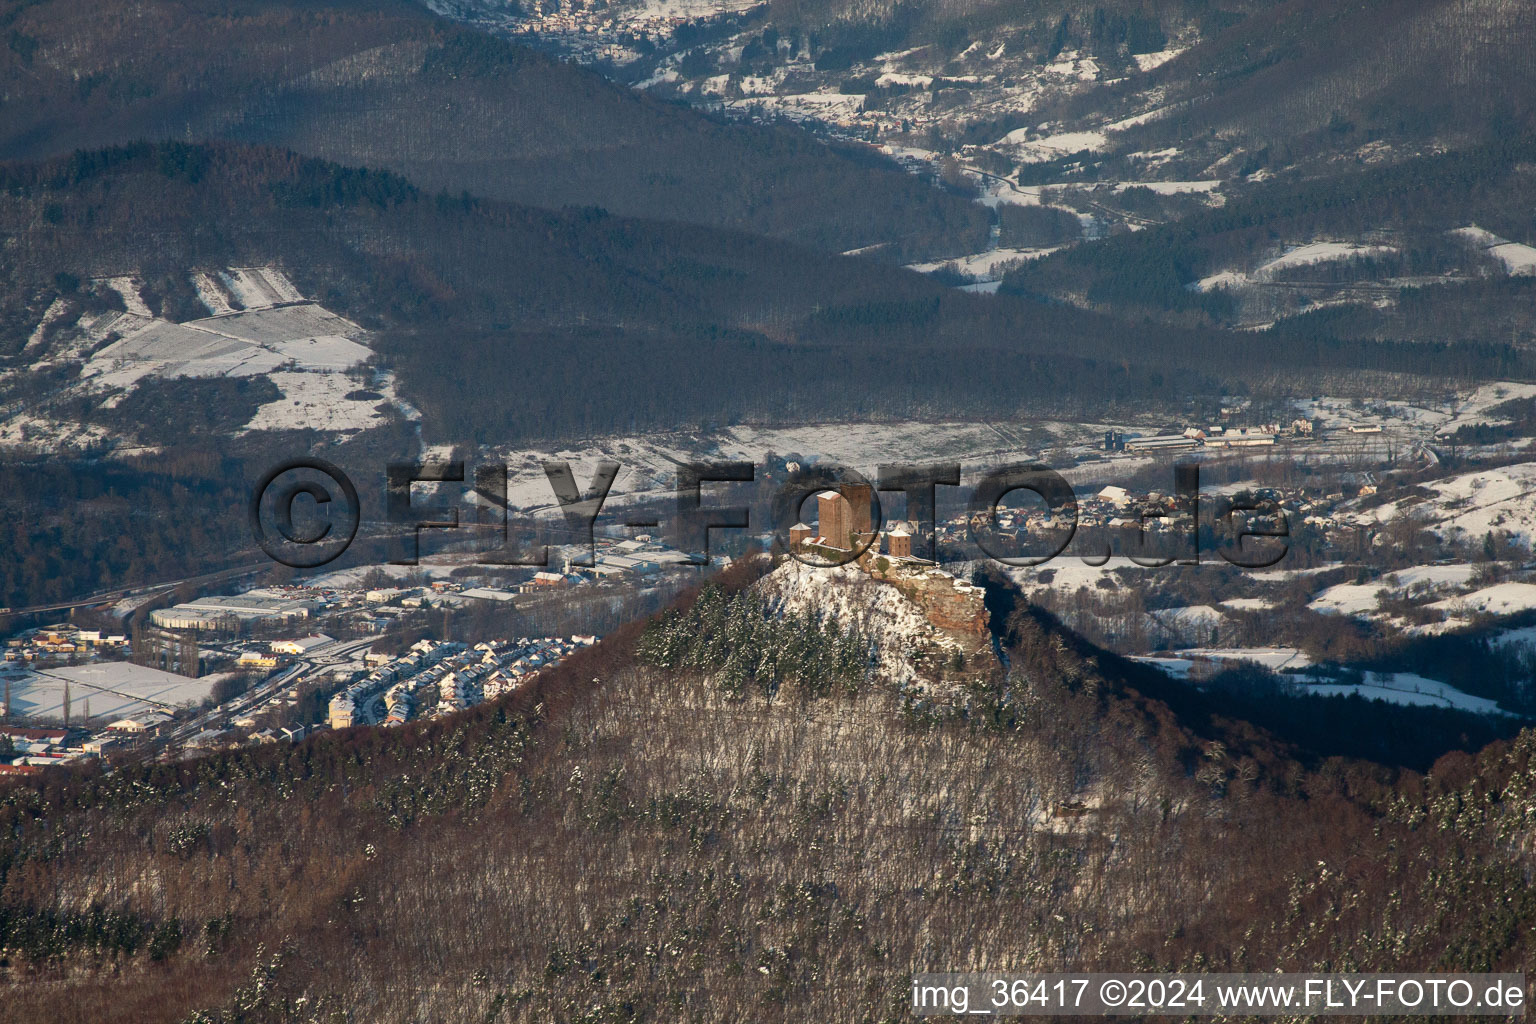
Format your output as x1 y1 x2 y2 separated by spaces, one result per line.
328 640 463 729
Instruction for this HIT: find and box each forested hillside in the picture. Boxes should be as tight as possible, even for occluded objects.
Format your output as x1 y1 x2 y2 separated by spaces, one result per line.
2 561 1534 1022
0 0 987 259
1098 0 1536 173
1002 135 1536 340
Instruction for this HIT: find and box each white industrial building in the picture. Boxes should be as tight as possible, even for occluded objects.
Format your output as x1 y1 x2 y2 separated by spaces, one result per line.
151 591 318 630
270 634 333 656
1124 434 1200 453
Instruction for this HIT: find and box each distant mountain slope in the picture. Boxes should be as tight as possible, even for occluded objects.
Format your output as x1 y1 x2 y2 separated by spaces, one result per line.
1111 0 1536 173
1000 136 1536 344
0 0 987 259
0 141 1120 448
2 142 1529 449
739 0 1536 172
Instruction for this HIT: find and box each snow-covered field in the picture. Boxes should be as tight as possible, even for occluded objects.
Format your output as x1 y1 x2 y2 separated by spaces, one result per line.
243 371 394 434
1431 582 1536 617
1009 556 1159 594
191 303 360 347
1383 462 1536 545
85 319 287 388
1309 563 1478 615
1132 645 1312 677
1134 654 1510 716
1194 241 1396 291
0 662 216 721
220 267 305 308
1111 180 1220 196
191 271 236 315
1257 241 1397 276
83 301 368 385
994 128 1107 162
1299 671 1511 716
1220 597 1275 611
1248 563 1345 582
1131 48 1185 72
1454 226 1536 276
1491 624 1536 650
101 276 153 317
1150 604 1222 632
22 297 69 355
3 266 407 447
906 246 1061 279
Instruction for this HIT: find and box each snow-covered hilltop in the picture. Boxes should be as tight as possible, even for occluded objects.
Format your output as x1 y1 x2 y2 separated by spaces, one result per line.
754 557 991 696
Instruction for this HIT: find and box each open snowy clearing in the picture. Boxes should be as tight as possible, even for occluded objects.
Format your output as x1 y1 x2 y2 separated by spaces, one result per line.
243 371 394 434
1194 242 1396 291
1135 656 1510 716
1309 563 1479 615
1131 48 1185 72
1111 180 1220 195
1221 597 1276 611
219 267 304 308
1009 556 1161 594
191 271 236 315
2 266 408 446
1383 462 1536 544
1132 645 1312 677
1453 226 1536 276
101 276 153 317
906 246 1060 278
85 320 289 388
994 128 1107 161
1431 582 1536 617
1257 242 1397 276
1299 671 1512 717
